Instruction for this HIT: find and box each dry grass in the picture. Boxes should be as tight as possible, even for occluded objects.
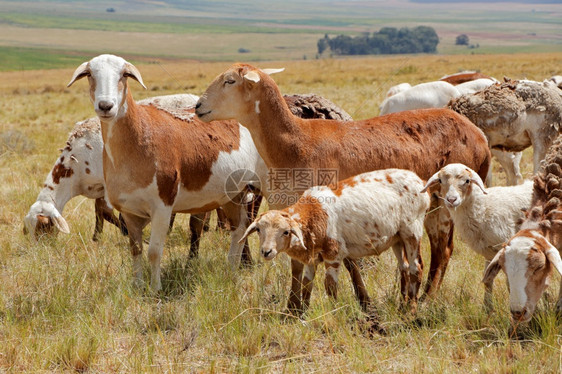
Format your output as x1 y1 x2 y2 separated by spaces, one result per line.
1 52 562 372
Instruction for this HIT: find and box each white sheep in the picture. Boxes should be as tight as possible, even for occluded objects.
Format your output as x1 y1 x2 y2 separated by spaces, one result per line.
455 78 497 95
379 81 460 115
240 168 430 313
385 82 412 97
421 163 533 307
482 133 562 323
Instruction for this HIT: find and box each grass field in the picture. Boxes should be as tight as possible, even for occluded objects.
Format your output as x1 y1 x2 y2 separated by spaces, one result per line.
1 52 562 372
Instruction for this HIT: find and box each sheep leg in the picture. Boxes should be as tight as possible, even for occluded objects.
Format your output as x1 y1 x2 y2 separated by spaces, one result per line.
215 207 228 230
324 260 341 302
301 262 318 311
120 212 150 288
146 208 174 292
93 197 128 241
221 201 253 268
392 242 410 303
482 260 494 311
491 149 523 186
188 212 209 258
422 196 454 299
343 257 371 311
402 236 423 312
531 136 548 175
288 259 304 314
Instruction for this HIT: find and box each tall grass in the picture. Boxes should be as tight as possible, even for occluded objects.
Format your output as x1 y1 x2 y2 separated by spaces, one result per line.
1 52 561 372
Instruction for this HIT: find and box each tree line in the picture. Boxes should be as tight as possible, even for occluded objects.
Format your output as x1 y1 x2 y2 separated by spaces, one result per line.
317 26 439 56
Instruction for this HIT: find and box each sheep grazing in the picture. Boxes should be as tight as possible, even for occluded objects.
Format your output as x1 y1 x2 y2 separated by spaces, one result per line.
195 63 491 312
483 133 562 323
24 117 121 240
421 163 533 307
449 79 562 185
440 71 493 86
385 83 412 98
240 169 430 312
379 81 460 115
68 55 272 291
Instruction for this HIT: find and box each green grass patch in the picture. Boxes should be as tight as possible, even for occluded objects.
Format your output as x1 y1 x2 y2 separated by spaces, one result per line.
0 46 91 71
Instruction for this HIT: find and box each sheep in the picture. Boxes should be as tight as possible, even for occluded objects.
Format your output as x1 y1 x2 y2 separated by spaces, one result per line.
548 75 562 89
195 63 491 312
455 78 497 95
421 163 533 307
385 83 412 98
67 55 273 291
440 71 493 86
448 79 562 184
240 169 430 313
483 133 562 323
379 81 460 115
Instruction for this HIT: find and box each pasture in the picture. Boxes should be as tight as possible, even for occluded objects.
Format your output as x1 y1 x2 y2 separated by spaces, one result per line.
1 52 562 372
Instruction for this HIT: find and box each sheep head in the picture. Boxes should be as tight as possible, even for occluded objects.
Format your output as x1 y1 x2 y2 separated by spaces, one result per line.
196 63 284 124
24 201 70 239
68 54 146 122
421 163 487 209
239 210 305 261
483 230 562 323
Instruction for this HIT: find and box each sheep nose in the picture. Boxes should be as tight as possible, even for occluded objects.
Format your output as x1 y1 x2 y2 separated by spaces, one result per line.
98 101 114 112
195 102 201 109
263 249 273 258
447 196 457 205
511 309 526 321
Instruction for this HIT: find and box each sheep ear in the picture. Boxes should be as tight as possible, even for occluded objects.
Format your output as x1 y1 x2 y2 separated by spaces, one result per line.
124 63 147 89
546 247 562 276
243 70 261 83
482 248 504 285
238 220 258 244
470 170 487 194
52 214 70 234
290 225 306 250
420 171 440 193
261 68 285 76
67 62 90 87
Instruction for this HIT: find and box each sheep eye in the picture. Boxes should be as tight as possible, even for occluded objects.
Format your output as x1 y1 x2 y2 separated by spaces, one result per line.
255 228 260 233
465 179 470 184
283 230 289 236
224 79 235 85
438 178 442 184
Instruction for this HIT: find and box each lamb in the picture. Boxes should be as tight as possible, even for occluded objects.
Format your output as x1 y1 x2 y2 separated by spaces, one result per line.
440 71 493 86
240 169 430 312
385 83 412 97
195 63 491 312
379 81 460 115
68 55 272 291
448 79 562 184
421 163 533 307
483 133 562 323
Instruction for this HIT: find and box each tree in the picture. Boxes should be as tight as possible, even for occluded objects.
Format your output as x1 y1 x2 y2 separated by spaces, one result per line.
456 34 470 46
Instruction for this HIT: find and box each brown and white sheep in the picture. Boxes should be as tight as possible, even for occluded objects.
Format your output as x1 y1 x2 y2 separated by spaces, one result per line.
195 63 491 312
240 169 430 313
68 55 273 291
483 133 562 323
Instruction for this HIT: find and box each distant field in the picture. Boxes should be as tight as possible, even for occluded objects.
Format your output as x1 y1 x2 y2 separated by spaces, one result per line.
0 0 561 70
